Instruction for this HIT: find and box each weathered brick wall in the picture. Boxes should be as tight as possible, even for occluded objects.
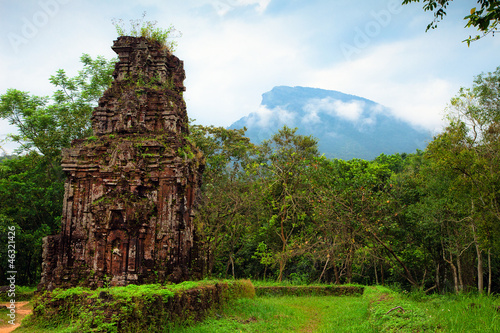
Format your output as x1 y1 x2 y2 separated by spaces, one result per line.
39 36 204 290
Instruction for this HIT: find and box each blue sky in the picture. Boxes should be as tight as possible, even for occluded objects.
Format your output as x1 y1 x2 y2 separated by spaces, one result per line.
1 0 499 152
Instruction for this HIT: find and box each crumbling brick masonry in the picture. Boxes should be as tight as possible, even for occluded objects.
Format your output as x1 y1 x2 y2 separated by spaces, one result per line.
39 36 204 289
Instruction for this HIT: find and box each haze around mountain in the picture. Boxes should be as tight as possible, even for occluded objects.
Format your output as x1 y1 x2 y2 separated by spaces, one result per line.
230 86 432 160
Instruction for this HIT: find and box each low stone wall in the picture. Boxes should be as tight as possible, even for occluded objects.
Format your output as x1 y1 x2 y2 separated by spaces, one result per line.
27 280 254 332
255 285 364 297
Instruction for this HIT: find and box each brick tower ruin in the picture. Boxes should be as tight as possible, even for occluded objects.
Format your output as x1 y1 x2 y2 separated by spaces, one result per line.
39 36 204 289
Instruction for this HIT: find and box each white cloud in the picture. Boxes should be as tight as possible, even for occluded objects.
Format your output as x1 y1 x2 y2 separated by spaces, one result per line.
178 17 306 126
1 0 499 148
301 105 321 124
245 105 295 128
304 98 366 122
206 0 271 15
332 100 365 121
306 35 461 133
302 97 385 131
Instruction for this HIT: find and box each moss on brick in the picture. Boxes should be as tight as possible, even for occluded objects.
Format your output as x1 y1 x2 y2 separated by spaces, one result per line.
26 279 255 333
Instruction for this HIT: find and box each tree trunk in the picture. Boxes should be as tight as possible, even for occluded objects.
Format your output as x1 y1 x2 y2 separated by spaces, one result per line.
278 209 287 282
318 255 330 283
450 257 459 294
435 263 440 293
472 224 484 294
477 249 484 294
334 265 340 284
225 254 236 279
457 253 464 292
231 255 235 279
346 256 352 284
381 264 385 285
370 231 418 286
443 247 459 294
206 244 211 276
374 260 379 285
488 248 492 295
277 255 286 282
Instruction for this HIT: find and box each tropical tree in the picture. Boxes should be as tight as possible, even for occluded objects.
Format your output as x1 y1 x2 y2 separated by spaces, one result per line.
190 124 259 278
424 66 500 293
0 54 114 285
254 126 320 282
402 0 500 44
0 153 62 285
0 54 115 166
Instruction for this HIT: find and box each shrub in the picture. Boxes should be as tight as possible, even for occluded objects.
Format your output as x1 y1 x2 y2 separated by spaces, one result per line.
112 12 181 52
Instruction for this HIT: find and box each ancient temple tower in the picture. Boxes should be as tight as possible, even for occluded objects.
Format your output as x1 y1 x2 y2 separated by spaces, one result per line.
39 36 204 289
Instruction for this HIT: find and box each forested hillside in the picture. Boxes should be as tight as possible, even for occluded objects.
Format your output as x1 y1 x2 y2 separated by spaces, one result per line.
1 56 500 295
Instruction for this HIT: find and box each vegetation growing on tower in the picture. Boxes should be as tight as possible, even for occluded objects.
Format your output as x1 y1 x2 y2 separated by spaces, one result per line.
112 12 181 52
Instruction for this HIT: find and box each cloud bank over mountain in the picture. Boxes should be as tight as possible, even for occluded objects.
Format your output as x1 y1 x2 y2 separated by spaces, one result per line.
230 86 432 160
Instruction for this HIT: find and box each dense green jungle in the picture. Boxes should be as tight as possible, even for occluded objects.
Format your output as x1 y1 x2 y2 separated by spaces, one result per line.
1 52 500 298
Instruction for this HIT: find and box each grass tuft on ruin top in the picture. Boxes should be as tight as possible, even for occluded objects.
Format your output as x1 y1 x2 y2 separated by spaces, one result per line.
112 12 181 52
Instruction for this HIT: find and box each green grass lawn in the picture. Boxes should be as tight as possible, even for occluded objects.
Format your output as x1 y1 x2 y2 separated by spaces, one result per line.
169 286 500 333
169 295 373 333
10 284 500 332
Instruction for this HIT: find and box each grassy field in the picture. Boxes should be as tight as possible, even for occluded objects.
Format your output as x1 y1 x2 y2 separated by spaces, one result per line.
170 286 500 333
5 285 500 332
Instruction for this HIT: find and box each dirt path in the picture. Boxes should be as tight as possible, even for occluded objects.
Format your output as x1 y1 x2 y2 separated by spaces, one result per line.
0 302 32 333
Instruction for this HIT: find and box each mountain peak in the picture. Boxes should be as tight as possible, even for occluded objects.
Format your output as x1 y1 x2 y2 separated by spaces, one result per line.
262 86 374 108
230 86 431 160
